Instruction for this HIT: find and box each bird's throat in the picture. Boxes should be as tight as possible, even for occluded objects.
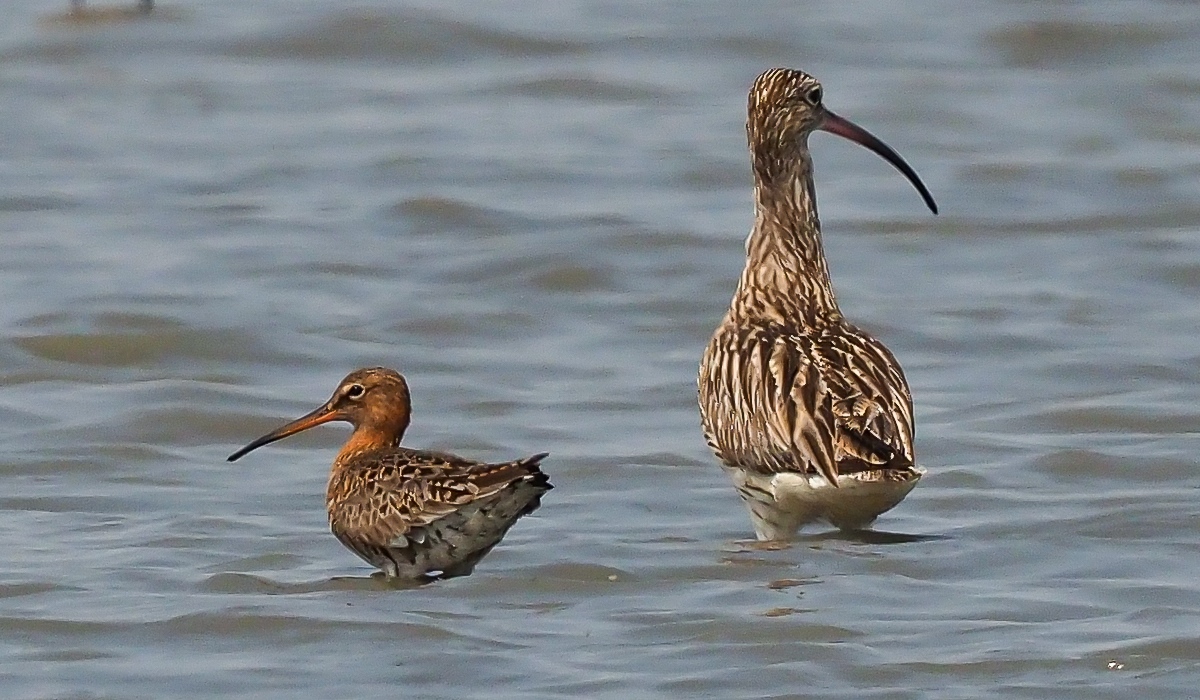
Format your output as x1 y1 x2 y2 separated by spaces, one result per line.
736 168 840 319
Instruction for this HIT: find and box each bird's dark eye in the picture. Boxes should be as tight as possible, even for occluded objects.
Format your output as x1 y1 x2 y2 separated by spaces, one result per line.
805 86 822 106
346 384 365 399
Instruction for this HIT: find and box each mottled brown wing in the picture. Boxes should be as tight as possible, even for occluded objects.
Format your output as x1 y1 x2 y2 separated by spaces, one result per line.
816 322 915 472
700 325 840 485
327 450 541 555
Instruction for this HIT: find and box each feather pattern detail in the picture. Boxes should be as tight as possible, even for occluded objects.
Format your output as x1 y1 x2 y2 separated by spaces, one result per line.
698 68 936 540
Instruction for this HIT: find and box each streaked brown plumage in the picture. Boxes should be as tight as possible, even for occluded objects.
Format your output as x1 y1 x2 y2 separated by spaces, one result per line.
228 367 551 579
699 68 938 540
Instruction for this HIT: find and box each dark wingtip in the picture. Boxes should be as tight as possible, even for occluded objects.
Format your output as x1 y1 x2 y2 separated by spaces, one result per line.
522 452 552 488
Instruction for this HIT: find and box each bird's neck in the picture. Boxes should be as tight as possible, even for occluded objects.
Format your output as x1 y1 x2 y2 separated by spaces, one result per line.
732 151 840 321
333 425 405 470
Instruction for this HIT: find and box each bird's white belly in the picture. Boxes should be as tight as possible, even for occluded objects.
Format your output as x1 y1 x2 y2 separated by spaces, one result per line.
724 465 924 540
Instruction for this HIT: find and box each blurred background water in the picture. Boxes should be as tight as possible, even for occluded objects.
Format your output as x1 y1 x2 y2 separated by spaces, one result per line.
1 1 1199 697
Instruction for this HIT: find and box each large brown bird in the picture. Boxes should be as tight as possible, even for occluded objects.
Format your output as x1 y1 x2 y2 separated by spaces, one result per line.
699 68 938 540
228 368 551 579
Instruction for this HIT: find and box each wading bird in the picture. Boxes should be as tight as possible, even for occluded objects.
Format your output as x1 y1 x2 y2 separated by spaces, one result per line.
699 68 938 540
228 368 551 579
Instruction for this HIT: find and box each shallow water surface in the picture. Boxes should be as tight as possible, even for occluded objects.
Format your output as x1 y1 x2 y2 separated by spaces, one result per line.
2 1 1200 698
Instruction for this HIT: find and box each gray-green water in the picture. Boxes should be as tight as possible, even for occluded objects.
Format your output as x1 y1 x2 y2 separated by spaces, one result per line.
2 1 1200 697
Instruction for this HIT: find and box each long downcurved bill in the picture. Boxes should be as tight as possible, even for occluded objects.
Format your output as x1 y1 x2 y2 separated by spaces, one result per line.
820 110 938 215
227 405 340 462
